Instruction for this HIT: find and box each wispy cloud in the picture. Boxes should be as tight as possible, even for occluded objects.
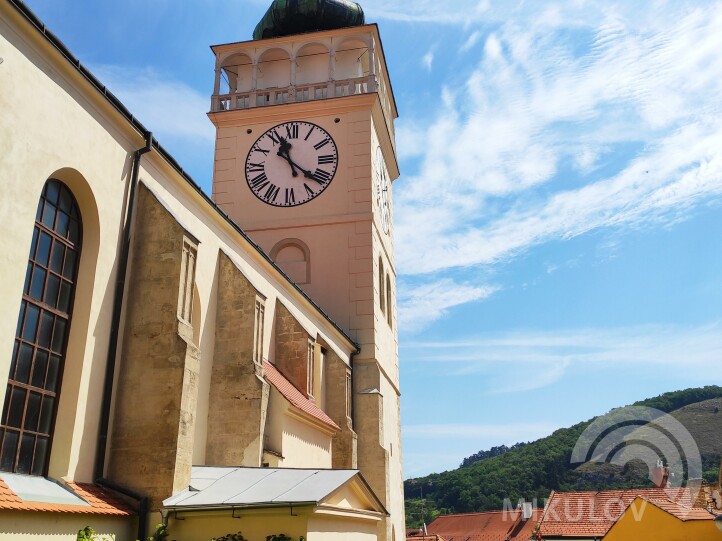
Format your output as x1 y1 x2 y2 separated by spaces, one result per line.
402 322 722 391
91 64 215 144
460 31 481 52
392 3 722 328
421 49 434 71
404 422 558 440
396 6 722 273
397 278 498 332
403 421 559 477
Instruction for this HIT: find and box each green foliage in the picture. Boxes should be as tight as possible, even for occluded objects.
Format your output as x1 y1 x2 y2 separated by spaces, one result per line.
404 386 722 528
148 523 168 541
265 535 296 541
212 533 248 541
460 442 529 468
633 386 722 412
77 526 114 541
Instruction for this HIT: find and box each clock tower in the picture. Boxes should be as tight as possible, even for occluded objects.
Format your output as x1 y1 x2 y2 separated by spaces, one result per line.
208 2 403 540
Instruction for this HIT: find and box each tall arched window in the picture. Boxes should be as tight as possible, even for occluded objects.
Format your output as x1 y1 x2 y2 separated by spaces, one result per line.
378 257 385 315
386 274 393 329
0 180 82 475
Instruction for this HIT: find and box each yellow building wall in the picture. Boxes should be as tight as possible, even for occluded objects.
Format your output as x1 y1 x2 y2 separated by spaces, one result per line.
307 516 379 541
165 508 310 541
0 512 132 541
604 499 720 541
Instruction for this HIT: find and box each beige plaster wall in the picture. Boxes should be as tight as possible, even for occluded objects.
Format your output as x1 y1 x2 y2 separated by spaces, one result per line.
0 5 138 483
0 512 132 541
266 387 333 468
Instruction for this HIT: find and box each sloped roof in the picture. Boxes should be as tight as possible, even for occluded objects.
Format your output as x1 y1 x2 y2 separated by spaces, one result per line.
164 466 363 510
538 487 709 538
264 360 340 431
0 475 132 515
426 509 541 541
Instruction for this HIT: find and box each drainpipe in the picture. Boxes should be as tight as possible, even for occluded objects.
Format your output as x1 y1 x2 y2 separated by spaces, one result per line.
93 131 153 538
95 477 149 541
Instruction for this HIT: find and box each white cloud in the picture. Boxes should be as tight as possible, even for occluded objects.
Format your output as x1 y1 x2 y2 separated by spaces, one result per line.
460 31 481 52
394 4 722 278
404 422 558 440
421 49 434 71
403 421 559 476
91 64 215 144
397 279 498 332
403 322 722 387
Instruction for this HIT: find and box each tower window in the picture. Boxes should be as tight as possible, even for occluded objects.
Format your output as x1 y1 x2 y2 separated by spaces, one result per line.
346 370 352 420
253 296 265 365
379 256 385 315
177 238 197 325
1 180 82 475
386 274 393 329
307 339 315 397
270 238 310 285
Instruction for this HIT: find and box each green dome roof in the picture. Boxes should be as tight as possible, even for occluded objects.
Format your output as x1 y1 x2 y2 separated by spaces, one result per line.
253 0 365 40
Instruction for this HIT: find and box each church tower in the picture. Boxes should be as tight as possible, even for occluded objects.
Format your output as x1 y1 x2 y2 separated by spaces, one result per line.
208 1 403 539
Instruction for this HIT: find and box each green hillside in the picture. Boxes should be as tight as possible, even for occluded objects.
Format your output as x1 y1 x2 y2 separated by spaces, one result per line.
404 386 722 527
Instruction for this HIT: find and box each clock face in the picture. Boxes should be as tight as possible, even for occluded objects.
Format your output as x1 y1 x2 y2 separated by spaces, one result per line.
245 121 339 207
375 146 391 234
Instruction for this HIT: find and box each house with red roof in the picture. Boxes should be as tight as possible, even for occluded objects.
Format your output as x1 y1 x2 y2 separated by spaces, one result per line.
406 508 541 541
537 487 718 540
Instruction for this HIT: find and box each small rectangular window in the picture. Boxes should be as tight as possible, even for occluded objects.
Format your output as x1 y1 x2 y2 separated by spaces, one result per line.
346 370 352 420
253 297 265 365
177 238 197 324
307 339 315 397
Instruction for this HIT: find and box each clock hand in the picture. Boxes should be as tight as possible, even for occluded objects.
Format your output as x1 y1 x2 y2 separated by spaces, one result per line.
277 148 300 177
278 149 315 179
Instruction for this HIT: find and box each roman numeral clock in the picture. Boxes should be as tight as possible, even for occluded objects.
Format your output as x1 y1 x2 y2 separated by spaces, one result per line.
245 121 339 207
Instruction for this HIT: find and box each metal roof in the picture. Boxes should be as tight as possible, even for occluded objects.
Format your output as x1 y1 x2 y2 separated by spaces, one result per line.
1 472 89 506
163 467 359 510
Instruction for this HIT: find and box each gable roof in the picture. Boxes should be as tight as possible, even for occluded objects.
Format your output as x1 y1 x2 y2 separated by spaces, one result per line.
538 487 705 538
263 360 340 431
0 474 132 515
162 466 384 513
426 509 541 541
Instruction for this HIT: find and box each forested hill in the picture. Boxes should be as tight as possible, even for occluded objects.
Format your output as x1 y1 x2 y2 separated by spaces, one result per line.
404 386 722 527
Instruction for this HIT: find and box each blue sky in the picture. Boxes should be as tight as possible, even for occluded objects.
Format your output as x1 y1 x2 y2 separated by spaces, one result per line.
24 0 722 478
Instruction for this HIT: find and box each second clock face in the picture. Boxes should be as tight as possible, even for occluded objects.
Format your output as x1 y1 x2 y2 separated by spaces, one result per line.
245 121 339 207
375 146 391 234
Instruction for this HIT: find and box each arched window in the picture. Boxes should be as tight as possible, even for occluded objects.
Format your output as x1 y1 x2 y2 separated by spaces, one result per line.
0 180 82 475
378 256 385 315
270 238 310 285
386 274 393 328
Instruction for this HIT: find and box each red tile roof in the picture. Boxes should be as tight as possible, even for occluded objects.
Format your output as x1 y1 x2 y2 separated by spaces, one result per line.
263 360 339 431
538 487 710 538
0 477 133 515
426 509 542 541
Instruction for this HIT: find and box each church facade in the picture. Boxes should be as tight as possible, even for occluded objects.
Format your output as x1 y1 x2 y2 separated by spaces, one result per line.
0 0 403 540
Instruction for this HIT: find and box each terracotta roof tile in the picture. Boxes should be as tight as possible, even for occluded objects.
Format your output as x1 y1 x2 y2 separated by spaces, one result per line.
538 487 711 538
426 509 542 541
0 477 133 515
263 360 339 431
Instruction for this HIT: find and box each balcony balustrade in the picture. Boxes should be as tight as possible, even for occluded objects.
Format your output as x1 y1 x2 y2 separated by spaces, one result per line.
211 75 376 112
